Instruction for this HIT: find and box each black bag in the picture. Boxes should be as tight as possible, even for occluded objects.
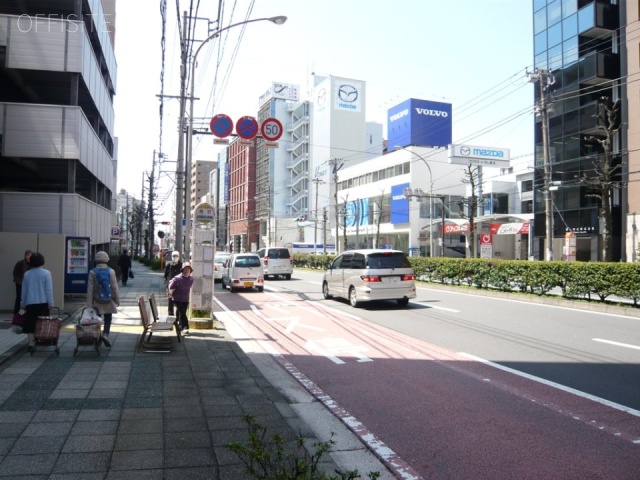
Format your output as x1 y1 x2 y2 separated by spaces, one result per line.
129 270 134 279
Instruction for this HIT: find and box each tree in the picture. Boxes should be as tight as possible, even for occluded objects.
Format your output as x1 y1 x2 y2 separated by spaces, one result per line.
581 96 622 262
460 164 480 258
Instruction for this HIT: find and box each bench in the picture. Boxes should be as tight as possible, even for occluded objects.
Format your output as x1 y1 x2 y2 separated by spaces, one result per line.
137 296 174 353
149 293 181 342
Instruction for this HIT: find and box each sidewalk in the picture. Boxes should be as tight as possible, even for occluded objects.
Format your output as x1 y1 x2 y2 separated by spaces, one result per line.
0 263 385 478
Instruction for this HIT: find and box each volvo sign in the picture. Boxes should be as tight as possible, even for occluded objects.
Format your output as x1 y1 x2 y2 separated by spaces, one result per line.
448 144 510 168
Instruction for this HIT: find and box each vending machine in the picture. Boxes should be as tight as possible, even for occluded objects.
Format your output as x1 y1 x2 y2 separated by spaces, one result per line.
64 236 91 294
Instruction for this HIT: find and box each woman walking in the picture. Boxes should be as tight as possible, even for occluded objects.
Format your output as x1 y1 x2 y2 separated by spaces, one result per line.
168 262 194 335
87 251 119 347
19 252 53 353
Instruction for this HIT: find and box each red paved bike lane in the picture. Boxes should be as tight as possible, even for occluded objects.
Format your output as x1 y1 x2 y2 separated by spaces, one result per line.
216 290 640 479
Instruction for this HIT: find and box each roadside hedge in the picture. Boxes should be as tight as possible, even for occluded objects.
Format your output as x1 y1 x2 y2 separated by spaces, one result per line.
292 254 640 307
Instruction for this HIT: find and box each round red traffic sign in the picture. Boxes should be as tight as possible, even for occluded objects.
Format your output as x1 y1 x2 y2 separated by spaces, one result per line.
236 116 259 140
261 118 283 141
210 114 234 138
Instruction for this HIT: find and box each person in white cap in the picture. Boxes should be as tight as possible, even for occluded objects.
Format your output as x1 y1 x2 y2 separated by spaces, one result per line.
167 262 194 335
86 251 119 347
164 251 182 316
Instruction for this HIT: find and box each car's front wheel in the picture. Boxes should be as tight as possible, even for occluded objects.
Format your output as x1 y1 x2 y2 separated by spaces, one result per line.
322 282 333 299
349 287 360 308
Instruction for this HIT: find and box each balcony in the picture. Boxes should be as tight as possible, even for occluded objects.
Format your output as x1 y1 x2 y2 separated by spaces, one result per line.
579 51 619 86
578 0 618 38
578 100 603 135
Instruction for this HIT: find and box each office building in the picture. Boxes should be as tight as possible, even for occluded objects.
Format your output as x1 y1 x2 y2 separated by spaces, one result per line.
0 0 117 250
532 0 627 260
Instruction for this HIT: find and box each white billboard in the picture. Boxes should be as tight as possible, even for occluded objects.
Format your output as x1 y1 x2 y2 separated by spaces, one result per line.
258 82 300 106
448 144 510 168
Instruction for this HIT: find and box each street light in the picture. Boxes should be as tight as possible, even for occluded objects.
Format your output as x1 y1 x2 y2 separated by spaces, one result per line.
180 15 287 259
395 146 435 257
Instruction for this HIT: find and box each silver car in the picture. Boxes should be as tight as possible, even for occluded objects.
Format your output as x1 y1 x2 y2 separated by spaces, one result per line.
214 252 231 282
322 249 416 307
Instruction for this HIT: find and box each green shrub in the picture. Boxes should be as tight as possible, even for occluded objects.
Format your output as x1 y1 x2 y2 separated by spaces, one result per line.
228 415 380 480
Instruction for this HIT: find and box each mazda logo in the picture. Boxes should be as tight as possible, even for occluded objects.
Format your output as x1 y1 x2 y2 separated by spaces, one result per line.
338 84 358 103
317 88 327 106
460 146 471 156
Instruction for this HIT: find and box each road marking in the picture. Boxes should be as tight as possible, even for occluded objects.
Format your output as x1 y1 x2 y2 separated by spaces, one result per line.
593 338 640 351
306 338 373 364
250 305 324 332
459 352 640 418
413 301 459 312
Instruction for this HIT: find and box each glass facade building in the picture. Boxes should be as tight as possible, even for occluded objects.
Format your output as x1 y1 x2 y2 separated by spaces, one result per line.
532 0 621 260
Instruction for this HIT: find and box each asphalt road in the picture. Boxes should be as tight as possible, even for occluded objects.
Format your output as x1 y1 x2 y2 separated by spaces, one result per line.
214 271 640 479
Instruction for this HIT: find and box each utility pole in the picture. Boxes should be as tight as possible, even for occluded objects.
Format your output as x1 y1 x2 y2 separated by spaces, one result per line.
529 68 555 261
174 10 188 256
322 207 327 255
328 158 344 254
147 151 157 260
312 175 324 254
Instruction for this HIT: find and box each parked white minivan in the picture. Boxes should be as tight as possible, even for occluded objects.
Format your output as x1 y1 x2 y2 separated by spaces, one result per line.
322 249 416 307
221 253 264 292
256 247 293 279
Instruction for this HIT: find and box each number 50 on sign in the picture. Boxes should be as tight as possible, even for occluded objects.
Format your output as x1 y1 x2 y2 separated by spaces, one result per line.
261 118 283 141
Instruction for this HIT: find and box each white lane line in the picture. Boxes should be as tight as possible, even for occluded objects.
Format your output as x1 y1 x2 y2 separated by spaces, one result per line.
413 302 459 312
459 352 640 418
593 338 640 351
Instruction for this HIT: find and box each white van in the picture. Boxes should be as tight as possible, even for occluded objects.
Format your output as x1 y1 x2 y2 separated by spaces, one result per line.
256 247 293 279
221 253 264 292
322 249 416 307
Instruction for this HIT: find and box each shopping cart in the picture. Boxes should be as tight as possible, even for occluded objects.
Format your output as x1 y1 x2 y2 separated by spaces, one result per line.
33 307 67 356
74 307 103 357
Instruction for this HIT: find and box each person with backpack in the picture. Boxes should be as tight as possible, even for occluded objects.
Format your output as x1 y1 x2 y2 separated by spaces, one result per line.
86 251 119 347
117 249 132 287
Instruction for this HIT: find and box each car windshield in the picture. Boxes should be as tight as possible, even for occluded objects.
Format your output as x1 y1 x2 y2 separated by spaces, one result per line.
235 256 261 267
366 252 411 269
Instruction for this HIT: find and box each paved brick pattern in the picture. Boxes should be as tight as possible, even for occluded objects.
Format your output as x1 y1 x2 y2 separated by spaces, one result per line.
0 265 335 479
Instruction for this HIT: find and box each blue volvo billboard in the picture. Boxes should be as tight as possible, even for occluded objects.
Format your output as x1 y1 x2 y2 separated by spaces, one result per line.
387 98 452 149
390 183 410 224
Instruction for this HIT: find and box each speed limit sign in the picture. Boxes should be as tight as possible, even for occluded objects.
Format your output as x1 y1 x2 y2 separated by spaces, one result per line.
261 118 283 141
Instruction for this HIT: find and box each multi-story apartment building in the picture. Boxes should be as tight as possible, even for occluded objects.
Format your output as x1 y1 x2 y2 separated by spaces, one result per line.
532 0 630 261
624 1 640 261
227 138 257 252
190 160 216 208
0 0 117 250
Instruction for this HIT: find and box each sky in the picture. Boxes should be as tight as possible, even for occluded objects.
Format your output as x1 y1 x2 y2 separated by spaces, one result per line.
113 0 535 219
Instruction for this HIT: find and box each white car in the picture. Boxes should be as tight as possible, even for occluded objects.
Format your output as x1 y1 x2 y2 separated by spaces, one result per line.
221 253 264 292
322 249 416 307
214 252 232 282
256 247 293 279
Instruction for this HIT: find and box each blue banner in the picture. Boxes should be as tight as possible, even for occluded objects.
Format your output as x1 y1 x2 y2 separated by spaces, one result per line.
390 183 409 224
